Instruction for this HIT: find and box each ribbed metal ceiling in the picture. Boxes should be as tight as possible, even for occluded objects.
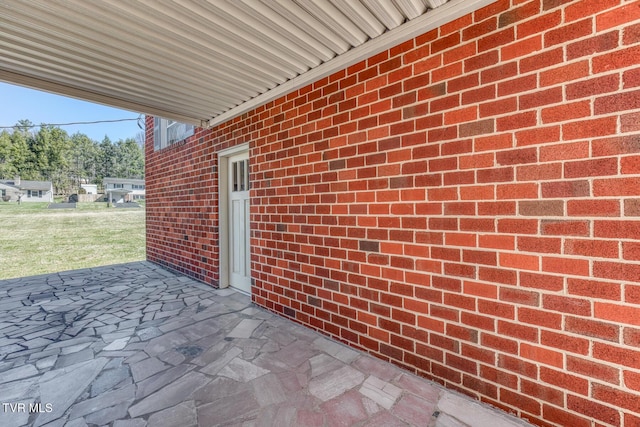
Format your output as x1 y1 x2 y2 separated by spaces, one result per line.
0 0 474 127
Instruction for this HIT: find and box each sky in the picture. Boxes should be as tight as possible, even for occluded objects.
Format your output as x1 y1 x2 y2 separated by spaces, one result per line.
0 82 143 142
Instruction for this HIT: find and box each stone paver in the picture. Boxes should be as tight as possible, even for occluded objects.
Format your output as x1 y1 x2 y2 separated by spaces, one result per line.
0 261 533 427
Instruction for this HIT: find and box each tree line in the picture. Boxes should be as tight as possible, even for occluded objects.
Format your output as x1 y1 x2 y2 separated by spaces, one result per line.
0 119 144 194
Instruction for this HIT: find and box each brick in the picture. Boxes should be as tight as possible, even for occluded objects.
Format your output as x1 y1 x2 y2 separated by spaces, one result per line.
461 85 495 105
520 272 563 292
463 17 497 40
517 10 561 39
593 383 640 414
501 35 542 61
498 354 537 378
479 266 517 285
497 183 538 199
519 200 563 216
565 238 619 258
519 307 561 331
500 288 539 307
498 218 538 234
567 200 620 217
515 126 561 147
520 343 563 368
624 22 640 45
543 294 591 316
541 100 591 124
595 89 640 115
596 302 640 327
567 356 620 384
542 256 590 276
482 333 517 353
544 19 593 48
519 86 562 110
593 45 640 74
543 405 591 427
462 249 497 266
567 278 621 301
594 220 640 239
521 380 563 406
499 252 539 271
568 395 620 426
520 48 563 74
497 74 537 97
564 0 618 22
479 234 514 250
596 1 640 31
622 155 640 174
624 67 640 88
459 119 495 137
594 177 640 197
541 180 590 198
497 1 540 28
563 117 618 140
479 97 518 117
517 163 561 182
496 147 537 165
567 31 619 60
621 112 640 133
566 73 619 100
566 317 620 342
545 330 589 358
481 62 518 84
624 327 640 346
496 111 537 132
540 141 589 162
518 236 561 254
624 241 640 261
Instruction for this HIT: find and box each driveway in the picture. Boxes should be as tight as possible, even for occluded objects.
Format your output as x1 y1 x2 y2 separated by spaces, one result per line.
0 261 531 426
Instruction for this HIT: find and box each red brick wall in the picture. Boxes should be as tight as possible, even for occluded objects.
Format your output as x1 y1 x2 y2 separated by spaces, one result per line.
146 1 640 425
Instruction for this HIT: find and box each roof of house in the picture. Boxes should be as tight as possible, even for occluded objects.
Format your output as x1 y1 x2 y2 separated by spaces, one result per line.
0 180 52 191
0 0 491 127
103 178 145 185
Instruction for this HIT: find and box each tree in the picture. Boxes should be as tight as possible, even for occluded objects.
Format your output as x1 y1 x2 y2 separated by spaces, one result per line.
115 138 144 179
70 132 99 187
0 131 16 178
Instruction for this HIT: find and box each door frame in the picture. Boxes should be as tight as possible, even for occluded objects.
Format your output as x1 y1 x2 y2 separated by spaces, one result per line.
217 143 250 290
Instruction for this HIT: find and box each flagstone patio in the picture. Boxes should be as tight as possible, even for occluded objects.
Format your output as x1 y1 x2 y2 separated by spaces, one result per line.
0 262 532 427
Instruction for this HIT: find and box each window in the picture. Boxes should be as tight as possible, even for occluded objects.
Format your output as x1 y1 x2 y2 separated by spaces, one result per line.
153 117 194 150
1 189 5 197
113 183 124 189
132 184 145 190
28 190 42 198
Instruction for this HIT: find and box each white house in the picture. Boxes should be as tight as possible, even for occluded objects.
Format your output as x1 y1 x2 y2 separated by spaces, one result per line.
80 184 98 194
103 177 145 204
0 177 54 203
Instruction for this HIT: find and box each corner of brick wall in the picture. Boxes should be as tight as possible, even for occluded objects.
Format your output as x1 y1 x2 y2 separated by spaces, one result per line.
146 1 640 425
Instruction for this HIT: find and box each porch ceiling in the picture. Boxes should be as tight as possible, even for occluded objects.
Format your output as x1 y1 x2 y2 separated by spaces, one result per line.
0 0 492 128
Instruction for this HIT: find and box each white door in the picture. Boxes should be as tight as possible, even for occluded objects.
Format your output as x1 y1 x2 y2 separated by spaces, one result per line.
228 152 251 293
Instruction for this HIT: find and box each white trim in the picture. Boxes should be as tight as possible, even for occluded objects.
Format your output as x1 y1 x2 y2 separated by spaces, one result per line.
206 0 495 128
217 143 250 289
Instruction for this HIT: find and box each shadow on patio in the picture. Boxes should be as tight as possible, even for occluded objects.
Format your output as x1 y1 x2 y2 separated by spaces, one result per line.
0 262 531 427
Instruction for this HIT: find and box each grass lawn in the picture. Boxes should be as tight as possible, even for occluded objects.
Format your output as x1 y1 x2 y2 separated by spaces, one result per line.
0 202 145 280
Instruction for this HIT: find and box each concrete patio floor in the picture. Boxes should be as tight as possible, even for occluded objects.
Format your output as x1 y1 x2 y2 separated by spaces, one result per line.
0 262 533 427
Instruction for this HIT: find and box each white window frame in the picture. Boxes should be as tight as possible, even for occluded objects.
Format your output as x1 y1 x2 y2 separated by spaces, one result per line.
153 117 195 150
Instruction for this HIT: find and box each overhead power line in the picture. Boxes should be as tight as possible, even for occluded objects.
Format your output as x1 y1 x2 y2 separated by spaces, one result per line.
0 116 142 130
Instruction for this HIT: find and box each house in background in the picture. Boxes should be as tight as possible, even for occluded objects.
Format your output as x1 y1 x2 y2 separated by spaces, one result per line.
80 183 98 194
0 177 53 202
2 1 639 426
103 177 145 204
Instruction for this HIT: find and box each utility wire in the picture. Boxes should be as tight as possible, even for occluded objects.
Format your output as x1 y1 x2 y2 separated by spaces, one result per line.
0 117 141 130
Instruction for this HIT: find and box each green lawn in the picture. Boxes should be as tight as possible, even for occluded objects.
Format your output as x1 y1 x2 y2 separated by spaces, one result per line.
0 202 145 280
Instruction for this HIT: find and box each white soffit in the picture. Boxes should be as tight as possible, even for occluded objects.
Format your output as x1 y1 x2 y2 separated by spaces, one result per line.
0 0 495 128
